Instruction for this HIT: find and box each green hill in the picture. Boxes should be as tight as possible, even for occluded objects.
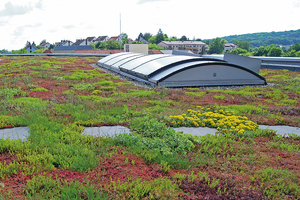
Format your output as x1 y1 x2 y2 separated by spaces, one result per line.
217 29 300 48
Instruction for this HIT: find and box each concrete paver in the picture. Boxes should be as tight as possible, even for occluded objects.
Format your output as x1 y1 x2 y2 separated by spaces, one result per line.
0 127 30 141
258 125 300 136
1 125 300 141
81 126 132 138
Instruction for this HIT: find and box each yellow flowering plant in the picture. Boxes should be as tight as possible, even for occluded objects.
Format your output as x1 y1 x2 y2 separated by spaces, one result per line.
169 106 258 135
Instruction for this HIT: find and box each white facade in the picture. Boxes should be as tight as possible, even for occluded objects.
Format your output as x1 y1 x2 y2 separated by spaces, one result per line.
124 44 149 54
157 41 208 54
224 43 238 52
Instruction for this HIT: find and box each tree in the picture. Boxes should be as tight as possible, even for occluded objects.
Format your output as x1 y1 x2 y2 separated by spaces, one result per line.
137 33 144 41
32 41 36 46
12 48 28 54
180 35 188 41
143 33 152 41
148 35 157 44
148 43 165 50
267 47 283 57
208 38 226 54
25 41 31 48
0 49 9 53
156 29 164 44
169 36 179 41
291 42 300 51
230 48 248 55
49 43 55 49
233 39 250 51
119 32 128 44
39 39 46 45
254 46 267 56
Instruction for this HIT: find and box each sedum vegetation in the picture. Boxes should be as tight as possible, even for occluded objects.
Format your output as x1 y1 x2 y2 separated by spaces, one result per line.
0 56 299 199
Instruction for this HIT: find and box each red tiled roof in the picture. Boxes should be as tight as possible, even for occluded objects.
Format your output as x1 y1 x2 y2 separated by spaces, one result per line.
109 36 119 40
43 49 53 53
76 50 124 54
149 49 163 54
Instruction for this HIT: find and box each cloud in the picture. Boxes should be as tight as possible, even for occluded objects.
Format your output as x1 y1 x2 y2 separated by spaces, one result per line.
0 1 44 17
12 23 42 38
63 25 76 29
0 2 33 17
35 0 44 9
293 0 300 7
137 0 169 4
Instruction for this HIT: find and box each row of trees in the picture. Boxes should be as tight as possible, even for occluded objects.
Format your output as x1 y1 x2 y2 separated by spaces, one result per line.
229 43 300 57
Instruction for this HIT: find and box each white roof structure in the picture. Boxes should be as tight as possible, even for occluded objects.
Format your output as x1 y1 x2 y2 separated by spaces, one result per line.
97 52 266 87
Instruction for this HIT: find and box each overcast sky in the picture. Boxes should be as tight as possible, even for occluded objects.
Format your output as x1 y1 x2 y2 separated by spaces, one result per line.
1 0 300 50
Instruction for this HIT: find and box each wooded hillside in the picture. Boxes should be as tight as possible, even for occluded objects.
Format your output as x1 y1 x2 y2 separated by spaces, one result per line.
219 29 300 47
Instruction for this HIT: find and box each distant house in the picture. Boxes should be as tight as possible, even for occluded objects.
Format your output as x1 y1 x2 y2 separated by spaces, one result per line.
109 36 122 43
160 50 199 57
136 36 148 44
26 45 38 53
56 40 73 46
224 43 238 52
86 37 97 44
128 38 134 44
157 41 208 54
40 42 50 49
94 36 110 43
72 39 91 46
280 44 291 50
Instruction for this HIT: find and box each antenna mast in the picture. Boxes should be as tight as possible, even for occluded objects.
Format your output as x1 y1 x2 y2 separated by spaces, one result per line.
120 13 122 53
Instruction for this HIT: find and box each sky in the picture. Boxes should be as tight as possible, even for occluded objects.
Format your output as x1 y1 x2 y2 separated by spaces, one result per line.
1 0 300 51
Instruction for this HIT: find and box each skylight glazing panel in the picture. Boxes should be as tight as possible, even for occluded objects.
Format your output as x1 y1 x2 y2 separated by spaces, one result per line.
98 52 134 64
104 53 141 66
132 56 201 76
111 54 146 68
120 54 170 71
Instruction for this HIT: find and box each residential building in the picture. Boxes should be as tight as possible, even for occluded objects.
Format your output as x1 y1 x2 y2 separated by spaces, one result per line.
86 37 97 44
55 40 73 46
40 42 50 49
26 45 38 53
160 50 199 57
136 36 148 44
73 39 91 46
157 41 208 54
224 43 238 52
94 36 110 43
109 36 122 43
